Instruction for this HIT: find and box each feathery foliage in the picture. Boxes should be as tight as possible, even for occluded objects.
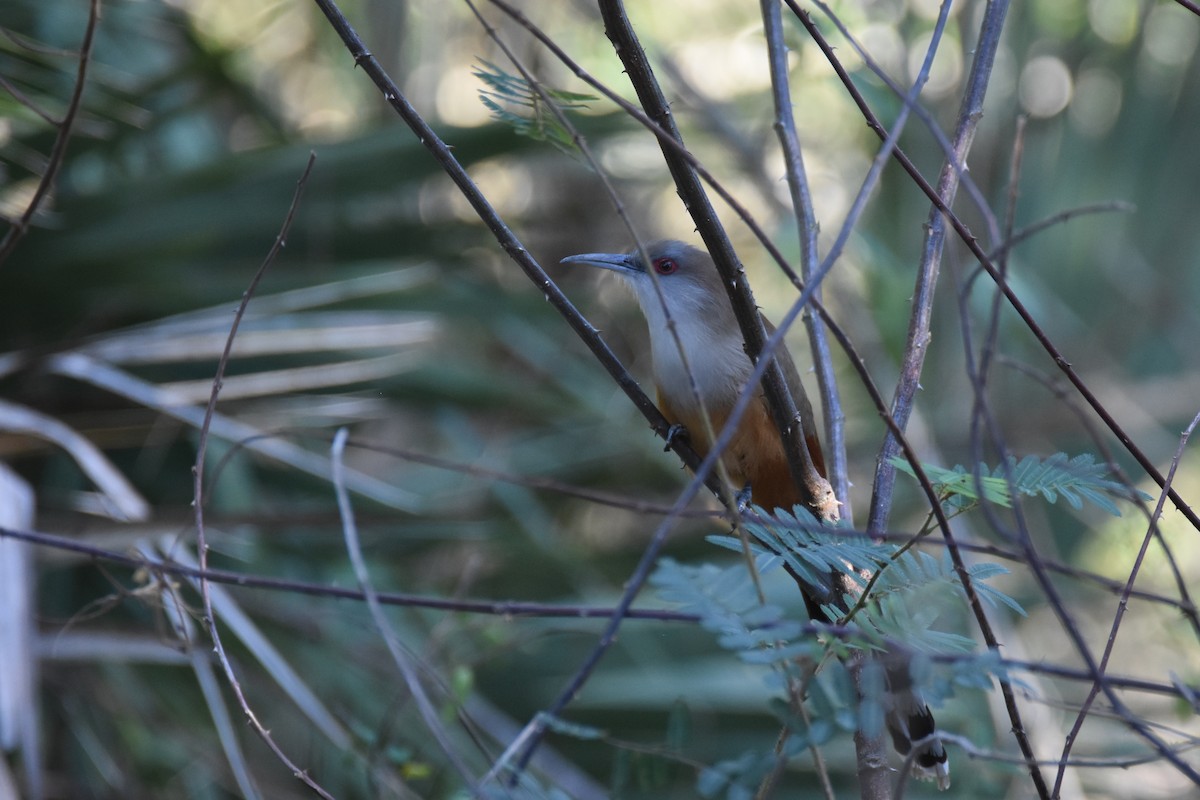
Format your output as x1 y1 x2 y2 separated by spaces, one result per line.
652 505 1022 796
890 452 1149 516
473 60 595 154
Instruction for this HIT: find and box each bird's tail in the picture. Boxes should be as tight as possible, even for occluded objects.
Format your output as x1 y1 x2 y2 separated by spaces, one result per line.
884 655 951 790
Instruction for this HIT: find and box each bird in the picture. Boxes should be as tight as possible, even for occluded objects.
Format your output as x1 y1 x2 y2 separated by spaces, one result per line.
561 239 829 514
562 239 950 789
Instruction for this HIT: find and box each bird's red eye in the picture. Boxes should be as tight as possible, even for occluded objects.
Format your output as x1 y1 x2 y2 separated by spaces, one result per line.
653 257 678 275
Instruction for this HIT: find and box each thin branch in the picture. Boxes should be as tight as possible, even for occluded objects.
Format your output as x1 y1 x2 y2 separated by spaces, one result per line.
792 4 1200 537
866 0 1012 533
0 523 700 622
309 0 722 505
0 0 99 267
759 0 848 508
809 0 1002 250
956 249 1054 800
154 564 262 800
7 520 1200 705
596 0 835 520
190 152 334 799
1173 0 1200 16
1054 408 1200 795
996 356 1200 640
4 515 1194 626
756 4 953 792
989 201 1136 263
981 115 1028 384
956 253 1200 793
791 5 1050 794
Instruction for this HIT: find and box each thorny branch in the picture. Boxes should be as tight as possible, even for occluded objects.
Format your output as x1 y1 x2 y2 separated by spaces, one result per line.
190 153 334 799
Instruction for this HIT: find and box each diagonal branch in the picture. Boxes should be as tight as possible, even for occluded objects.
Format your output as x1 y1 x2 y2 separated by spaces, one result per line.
1052 409 1200 794
759 0 849 509
866 0 1013 535
190 153 334 799
309 0 720 505
0 0 99 268
596 0 835 520
794 3 1200 537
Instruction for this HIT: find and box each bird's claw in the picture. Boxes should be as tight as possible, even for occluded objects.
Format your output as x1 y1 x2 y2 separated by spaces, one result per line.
663 423 689 451
735 483 753 513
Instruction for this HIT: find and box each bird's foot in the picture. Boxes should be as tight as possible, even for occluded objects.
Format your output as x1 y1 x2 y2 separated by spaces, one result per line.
663 423 689 451
735 483 753 513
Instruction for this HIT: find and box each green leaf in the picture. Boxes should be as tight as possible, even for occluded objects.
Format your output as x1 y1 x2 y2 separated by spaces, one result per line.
890 452 1149 516
473 60 597 155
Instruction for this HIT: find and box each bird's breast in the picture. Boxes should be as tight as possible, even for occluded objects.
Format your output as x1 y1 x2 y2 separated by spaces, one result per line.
648 322 749 415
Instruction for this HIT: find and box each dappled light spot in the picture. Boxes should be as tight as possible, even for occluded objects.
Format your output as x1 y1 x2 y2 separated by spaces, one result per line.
1143 5 1200 69
908 29 963 99
1088 0 1139 46
1020 55 1073 118
1069 68 1122 137
436 64 494 127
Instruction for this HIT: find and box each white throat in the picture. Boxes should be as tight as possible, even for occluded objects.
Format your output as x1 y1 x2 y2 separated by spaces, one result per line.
631 283 749 414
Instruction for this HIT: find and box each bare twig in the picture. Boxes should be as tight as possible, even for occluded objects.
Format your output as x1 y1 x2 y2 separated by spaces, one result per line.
759 2 954 792
0 0 99 268
866 0 1012 533
989 201 1135 263
152 560 262 800
809 0 1002 249
791 4 1051 794
309 0 723 505
596 0 834 520
189 152 334 799
0 523 699 622
1053 408 1200 795
4 516 1194 625
996 356 1200 640
759 0 848 507
5 521 1200 720
792 4 1200 537
956 248 1200 794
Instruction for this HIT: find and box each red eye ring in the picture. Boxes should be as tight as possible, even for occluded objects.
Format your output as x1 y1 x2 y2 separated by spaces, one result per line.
653 257 678 275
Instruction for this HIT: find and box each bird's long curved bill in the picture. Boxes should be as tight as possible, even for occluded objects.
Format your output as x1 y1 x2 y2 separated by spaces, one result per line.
560 252 642 275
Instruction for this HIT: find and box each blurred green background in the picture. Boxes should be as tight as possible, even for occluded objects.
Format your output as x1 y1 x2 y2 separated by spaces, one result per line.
2 0 1199 797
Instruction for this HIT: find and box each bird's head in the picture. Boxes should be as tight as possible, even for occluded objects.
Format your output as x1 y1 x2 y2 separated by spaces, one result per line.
560 239 732 325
